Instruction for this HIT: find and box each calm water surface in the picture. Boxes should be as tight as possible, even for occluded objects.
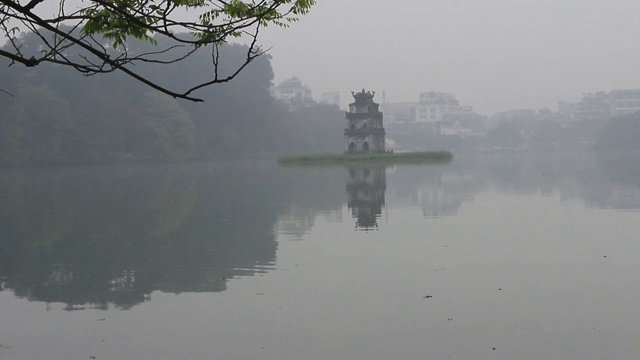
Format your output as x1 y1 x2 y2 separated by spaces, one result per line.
1 152 639 360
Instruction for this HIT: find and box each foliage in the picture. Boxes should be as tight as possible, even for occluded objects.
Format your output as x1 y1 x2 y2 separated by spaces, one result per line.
594 112 640 151
0 83 72 164
267 101 345 153
135 91 196 161
0 0 315 101
0 32 349 166
486 121 524 149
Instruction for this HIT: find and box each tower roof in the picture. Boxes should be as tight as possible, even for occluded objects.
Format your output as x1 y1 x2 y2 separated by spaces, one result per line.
351 89 376 104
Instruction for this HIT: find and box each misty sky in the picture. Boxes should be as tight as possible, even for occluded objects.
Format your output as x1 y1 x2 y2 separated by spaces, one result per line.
4 0 639 116
259 0 640 115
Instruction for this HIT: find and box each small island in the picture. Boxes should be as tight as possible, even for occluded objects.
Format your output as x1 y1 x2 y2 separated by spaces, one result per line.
277 151 453 165
277 89 453 165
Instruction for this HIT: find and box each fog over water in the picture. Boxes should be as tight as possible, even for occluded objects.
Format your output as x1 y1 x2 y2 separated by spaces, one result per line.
1 153 640 360
3 2 640 358
260 0 640 114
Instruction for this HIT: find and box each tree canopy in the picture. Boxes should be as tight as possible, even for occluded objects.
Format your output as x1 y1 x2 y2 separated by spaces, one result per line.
594 112 640 151
0 33 345 166
0 0 314 101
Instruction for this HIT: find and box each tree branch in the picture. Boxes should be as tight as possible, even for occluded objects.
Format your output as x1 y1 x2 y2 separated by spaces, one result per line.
0 0 316 101
0 88 15 97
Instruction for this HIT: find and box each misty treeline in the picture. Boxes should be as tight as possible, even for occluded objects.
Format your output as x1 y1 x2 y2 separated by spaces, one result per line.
0 31 343 166
485 114 640 152
594 113 640 151
388 112 640 152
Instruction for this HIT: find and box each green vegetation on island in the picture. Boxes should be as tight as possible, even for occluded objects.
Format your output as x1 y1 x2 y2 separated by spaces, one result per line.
277 151 453 165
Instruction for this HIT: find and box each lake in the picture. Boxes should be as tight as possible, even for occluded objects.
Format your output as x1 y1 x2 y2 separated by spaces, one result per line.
1 152 639 360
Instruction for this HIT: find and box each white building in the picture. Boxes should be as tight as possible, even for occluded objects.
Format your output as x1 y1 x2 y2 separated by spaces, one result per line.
271 77 313 106
385 92 478 125
320 91 340 108
415 91 472 123
610 89 640 116
439 121 473 136
384 91 485 136
382 102 416 125
558 89 640 120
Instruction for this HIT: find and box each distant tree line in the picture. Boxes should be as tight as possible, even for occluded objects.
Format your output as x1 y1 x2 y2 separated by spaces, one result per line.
483 117 603 151
387 112 639 152
0 32 343 166
484 112 640 152
594 112 640 151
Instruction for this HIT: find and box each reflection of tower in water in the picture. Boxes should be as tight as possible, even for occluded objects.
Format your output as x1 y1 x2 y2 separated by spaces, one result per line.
346 167 386 230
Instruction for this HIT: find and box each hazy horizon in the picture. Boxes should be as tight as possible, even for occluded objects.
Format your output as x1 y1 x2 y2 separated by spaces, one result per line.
3 0 639 116
259 0 640 115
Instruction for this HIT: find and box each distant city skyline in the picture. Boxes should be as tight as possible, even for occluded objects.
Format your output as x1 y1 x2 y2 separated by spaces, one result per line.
4 0 639 116
258 0 640 116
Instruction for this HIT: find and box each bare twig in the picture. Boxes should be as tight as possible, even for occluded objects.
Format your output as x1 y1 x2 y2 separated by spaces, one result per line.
0 88 15 97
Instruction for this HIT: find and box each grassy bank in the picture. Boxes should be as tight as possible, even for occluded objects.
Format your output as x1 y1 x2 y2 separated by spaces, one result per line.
277 151 453 165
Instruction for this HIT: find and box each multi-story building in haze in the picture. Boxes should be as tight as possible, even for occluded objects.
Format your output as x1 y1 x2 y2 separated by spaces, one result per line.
382 102 416 125
271 77 313 106
320 91 340 108
416 91 466 123
558 89 640 120
610 89 640 116
384 91 485 137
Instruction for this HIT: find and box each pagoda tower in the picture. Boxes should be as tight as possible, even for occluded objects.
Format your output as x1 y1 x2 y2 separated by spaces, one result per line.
344 89 386 152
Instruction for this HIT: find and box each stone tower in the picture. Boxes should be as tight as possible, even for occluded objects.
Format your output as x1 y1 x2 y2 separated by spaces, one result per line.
344 89 385 152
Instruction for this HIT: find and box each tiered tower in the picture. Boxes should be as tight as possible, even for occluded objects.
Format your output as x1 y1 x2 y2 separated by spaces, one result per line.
344 89 385 152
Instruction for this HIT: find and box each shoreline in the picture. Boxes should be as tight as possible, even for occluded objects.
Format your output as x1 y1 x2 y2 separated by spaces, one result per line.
277 151 453 165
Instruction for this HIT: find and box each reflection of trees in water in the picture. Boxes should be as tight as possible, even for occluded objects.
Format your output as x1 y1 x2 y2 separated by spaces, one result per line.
581 152 640 210
0 162 286 309
275 167 345 239
477 152 640 210
385 162 482 218
278 162 480 231
3 152 638 309
279 152 640 233
482 152 585 195
278 162 481 232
